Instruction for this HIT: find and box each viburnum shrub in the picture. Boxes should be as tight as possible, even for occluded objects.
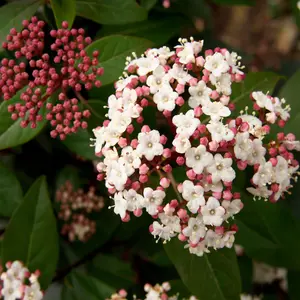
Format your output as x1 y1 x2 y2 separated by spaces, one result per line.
0 261 43 300
0 17 103 140
92 38 300 256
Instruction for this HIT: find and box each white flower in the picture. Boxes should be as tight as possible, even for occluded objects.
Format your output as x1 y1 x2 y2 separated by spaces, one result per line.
153 85 178 112
123 189 144 211
222 199 243 219
103 125 122 148
172 110 200 137
234 132 252 161
252 161 273 186
172 135 191 154
6 261 28 281
113 192 127 219
182 216 206 243
204 229 220 248
185 240 209 256
252 91 273 111
207 121 234 142
146 66 170 94
188 80 212 108
181 180 205 213
209 73 232 96
151 221 175 242
143 188 166 215
120 146 141 176
202 101 231 121
107 94 123 119
92 126 106 153
247 186 272 199
146 46 175 64
103 147 119 166
109 110 131 133
176 40 203 64
168 64 192 85
185 145 213 174
159 213 181 233
1 278 22 300
137 130 164 160
240 114 263 138
204 52 229 77
247 139 266 165
206 154 236 183
23 283 43 300
135 56 160 76
106 160 128 191
274 156 289 184
201 197 225 226
224 51 243 75
115 75 138 91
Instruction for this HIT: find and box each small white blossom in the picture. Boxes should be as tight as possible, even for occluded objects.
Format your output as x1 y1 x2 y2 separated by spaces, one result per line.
209 73 232 96
204 52 229 77
188 80 212 108
146 65 170 94
172 110 200 137
182 216 206 244
112 192 127 219
172 135 191 154
185 145 213 174
207 121 234 142
135 56 160 76
201 197 225 226
120 146 141 176
137 130 164 160
202 101 231 121
143 188 166 215
252 161 273 186
106 160 128 191
181 180 205 213
123 189 144 211
206 154 236 183
153 85 178 112
234 132 252 161
168 64 192 85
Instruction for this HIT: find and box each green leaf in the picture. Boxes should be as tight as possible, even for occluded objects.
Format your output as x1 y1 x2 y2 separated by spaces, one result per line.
50 0 76 28
61 129 95 160
141 0 158 10
164 239 241 300
84 35 153 86
87 253 135 289
76 0 147 25
64 272 115 300
0 161 23 217
0 88 51 150
2 176 59 289
0 0 40 48
97 16 187 46
238 255 253 294
85 99 107 131
235 190 300 270
231 72 281 115
278 69 300 138
55 165 81 190
212 0 255 5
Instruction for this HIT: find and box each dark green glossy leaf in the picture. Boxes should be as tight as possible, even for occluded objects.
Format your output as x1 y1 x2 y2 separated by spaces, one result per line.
97 16 187 46
236 189 300 270
64 272 115 300
50 0 76 28
278 69 300 138
231 72 281 115
164 239 241 300
85 99 107 131
290 0 300 28
61 129 95 160
0 0 40 48
0 88 51 150
288 270 300 300
141 0 157 10
84 35 153 86
2 176 59 289
87 253 135 289
0 161 23 217
76 0 147 25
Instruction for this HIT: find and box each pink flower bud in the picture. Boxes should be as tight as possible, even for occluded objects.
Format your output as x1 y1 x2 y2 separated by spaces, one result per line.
160 135 167 144
139 175 148 183
176 156 185 165
139 164 149 175
133 209 143 217
175 96 184 106
210 90 219 100
163 148 172 158
122 212 130 222
160 178 170 188
209 141 219 152
163 110 171 118
175 84 185 94
269 157 278 166
194 107 203 117
118 137 127 148
196 56 205 67
189 77 198 86
141 125 150 132
237 160 247 170
186 169 196 180
215 226 224 235
178 233 187 241
163 164 172 173
212 191 222 199
177 208 187 219
131 139 138 148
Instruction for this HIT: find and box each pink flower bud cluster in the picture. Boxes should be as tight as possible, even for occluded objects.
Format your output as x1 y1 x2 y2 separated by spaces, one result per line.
56 181 105 242
1 17 104 139
91 37 300 256
0 261 42 300
106 282 197 300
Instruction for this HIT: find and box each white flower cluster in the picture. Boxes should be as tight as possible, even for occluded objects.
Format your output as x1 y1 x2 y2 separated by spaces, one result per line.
91 37 300 256
106 282 197 300
0 261 43 300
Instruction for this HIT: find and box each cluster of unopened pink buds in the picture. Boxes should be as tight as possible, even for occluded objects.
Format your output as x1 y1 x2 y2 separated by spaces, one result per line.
106 282 197 300
56 181 105 242
1 17 103 140
0 261 42 300
91 37 300 256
